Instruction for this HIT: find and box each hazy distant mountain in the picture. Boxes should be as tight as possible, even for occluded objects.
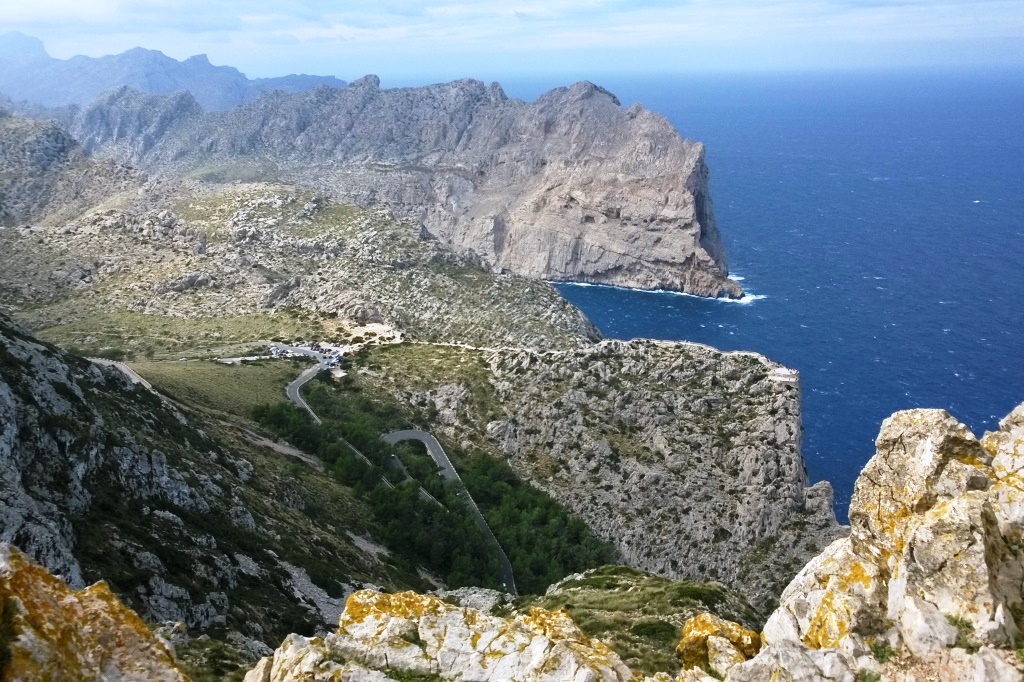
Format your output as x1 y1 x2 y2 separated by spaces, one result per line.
0 32 346 111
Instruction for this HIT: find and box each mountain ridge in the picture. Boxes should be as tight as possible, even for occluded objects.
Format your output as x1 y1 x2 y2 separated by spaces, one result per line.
0 32 347 111
63 78 742 297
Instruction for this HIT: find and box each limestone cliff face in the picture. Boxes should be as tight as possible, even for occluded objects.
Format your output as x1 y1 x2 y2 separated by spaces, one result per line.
67 78 742 297
360 340 840 614
679 402 1024 681
483 342 837 612
0 544 187 681
246 589 633 682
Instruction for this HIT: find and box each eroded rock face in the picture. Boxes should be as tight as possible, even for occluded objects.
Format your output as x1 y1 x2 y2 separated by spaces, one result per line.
248 589 633 682
684 402 1024 681
0 113 139 226
419 341 841 612
69 79 741 297
0 543 187 681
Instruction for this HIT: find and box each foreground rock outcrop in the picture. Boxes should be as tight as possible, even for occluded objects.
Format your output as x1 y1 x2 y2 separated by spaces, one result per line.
66 78 741 297
681 402 1024 681
246 589 633 682
0 543 187 680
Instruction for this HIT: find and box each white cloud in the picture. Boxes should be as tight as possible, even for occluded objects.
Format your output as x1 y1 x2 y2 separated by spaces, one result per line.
1 0 1021 75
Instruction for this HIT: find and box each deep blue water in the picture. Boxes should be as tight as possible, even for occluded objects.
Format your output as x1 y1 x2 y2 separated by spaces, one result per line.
510 71 1024 522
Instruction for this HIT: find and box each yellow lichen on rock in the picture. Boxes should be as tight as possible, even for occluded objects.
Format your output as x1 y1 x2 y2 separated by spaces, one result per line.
729 403 1024 682
259 588 634 681
340 589 444 626
849 409 992 573
799 590 849 650
676 612 760 674
0 543 188 682
518 606 608 651
792 555 884 651
844 560 873 591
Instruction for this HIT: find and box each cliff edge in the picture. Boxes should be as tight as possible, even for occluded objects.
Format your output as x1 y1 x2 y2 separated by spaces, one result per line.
680 401 1024 680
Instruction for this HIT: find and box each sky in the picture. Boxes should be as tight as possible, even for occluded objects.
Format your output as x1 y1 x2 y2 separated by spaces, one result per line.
2 1 1023 84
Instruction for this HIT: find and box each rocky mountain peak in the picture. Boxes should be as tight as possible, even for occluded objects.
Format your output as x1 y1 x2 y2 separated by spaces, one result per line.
73 86 203 155
0 112 141 226
0 31 49 62
488 81 508 102
568 79 623 105
349 73 381 90
118 45 170 60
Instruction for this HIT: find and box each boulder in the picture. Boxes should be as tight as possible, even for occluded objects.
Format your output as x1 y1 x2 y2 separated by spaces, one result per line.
251 589 633 681
0 543 187 681
698 402 1024 680
677 612 760 676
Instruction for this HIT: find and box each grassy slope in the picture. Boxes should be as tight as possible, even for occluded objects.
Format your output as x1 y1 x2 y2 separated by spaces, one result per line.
37 311 343 361
510 565 760 677
129 358 305 417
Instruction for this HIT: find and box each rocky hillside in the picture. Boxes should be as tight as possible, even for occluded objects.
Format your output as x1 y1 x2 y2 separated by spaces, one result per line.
238 400 1024 682
351 340 841 614
0 32 346 111
0 111 140 226
0 179 598 352
10 392 1024 682
66 77 741 297
0 108 832 617
0 311 436 665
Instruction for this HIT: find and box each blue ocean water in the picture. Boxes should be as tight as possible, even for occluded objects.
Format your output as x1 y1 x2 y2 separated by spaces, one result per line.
511 71 1024 522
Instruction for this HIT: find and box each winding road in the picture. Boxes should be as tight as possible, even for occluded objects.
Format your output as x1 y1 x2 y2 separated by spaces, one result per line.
287 363 326 425
275 344 328 425
384 430 518 596
275 344 517 596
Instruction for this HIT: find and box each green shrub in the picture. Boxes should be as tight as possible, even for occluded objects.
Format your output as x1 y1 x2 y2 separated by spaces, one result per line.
868 639 895 663
629 619 679 646
0 597 16 675
947 615 979 653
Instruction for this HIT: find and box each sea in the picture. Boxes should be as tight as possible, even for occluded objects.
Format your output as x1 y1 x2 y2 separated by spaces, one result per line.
503 70 1024 522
